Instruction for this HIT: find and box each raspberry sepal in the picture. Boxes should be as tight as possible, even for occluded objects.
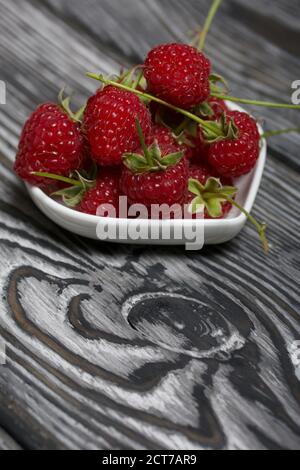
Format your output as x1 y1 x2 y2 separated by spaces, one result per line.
188 177 237 218
123 119 183 174
188 177 269 253
32 169 97 207
58 90 86 123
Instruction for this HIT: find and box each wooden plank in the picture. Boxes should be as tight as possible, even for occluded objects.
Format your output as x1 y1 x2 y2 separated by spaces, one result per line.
0 427 21 450
0 153 300 450
0 0 299 450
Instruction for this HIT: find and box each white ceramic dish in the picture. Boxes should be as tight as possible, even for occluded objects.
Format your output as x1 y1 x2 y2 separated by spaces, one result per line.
26 103 266 247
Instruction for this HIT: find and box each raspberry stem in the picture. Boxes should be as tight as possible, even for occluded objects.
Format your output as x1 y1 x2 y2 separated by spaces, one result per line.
211 92 300 110
198 0 222 51
221 195 269 253
58 89 86 122
31 172 83 187
261 128 300 139
132 70 144 90
135 118 153 165
87 73 225 139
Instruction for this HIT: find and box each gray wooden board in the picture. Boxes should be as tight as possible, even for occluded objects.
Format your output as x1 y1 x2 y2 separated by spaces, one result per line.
0 427 21 450
0 0 299 450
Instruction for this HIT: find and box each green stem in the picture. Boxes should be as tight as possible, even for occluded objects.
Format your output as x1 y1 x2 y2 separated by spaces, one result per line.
261 128 300 139
31 172 83 187
135 118 152 165
133 69 144 90
198 0 222 51
74 104 86 122
87 73 224 138
174 117 190 136
221 195 269 253
211 92 300 110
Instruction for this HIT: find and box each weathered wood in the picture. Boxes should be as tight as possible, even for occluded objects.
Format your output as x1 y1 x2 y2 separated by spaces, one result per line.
0 427 21 450
0 0 300 450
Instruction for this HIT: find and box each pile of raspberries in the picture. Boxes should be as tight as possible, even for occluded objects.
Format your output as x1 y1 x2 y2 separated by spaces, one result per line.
14 43 261 219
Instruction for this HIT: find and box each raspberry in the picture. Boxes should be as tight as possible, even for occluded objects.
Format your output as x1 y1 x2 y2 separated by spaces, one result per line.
83 86 151 166
146 125 178 147
201 97 229 121
120 131 189 211
14 103 85 187
79 169 120 216
144 43 211 109
208 111 260 177
184 97 229 163
183 130 209 163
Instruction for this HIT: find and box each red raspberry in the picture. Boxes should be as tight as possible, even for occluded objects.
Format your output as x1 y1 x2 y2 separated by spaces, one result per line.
202 97 228 121
208 111 260 177
144 43 211 109
147 123 196 165
83 86 151 166
146 125 178 147
186 164 233 218
120 138 189 210
188 163 214 185
184 130 208 163
79 169 120 216
184 98 229 162
14 103 85 187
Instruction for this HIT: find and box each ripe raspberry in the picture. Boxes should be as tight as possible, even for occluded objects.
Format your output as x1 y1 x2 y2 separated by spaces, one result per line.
14 103 85 187
79 169 120 216
144 43 211 109
83 86 151 166
201 97 229 121
208 111 260 177
186 164 233 218
184 98 229 162
120 136 189 210
183 130 208 163
147 123 196 165
146 125 178 147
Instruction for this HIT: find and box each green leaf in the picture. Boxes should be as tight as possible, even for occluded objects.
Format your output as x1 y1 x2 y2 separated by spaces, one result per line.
209 74 229 94
219 186 238 198
52 186 79 198
124 132 184 174
76 172 96 190
189 196 205 215
52 186 85 208
122 153 149 173
188 178 204 197
203 177 222 194
201 120 225 143
224 116 239 140
58 89 85 123
160 151 183 167
63 189 85 207
150 141 162 161
188 177 238 219
205 197 223 218
195 102 214 118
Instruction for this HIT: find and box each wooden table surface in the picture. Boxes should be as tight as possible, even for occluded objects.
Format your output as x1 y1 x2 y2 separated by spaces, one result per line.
0 0 300 451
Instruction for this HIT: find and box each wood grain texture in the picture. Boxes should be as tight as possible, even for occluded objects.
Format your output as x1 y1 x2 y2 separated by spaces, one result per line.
0 427 21 450
0 0 300 450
